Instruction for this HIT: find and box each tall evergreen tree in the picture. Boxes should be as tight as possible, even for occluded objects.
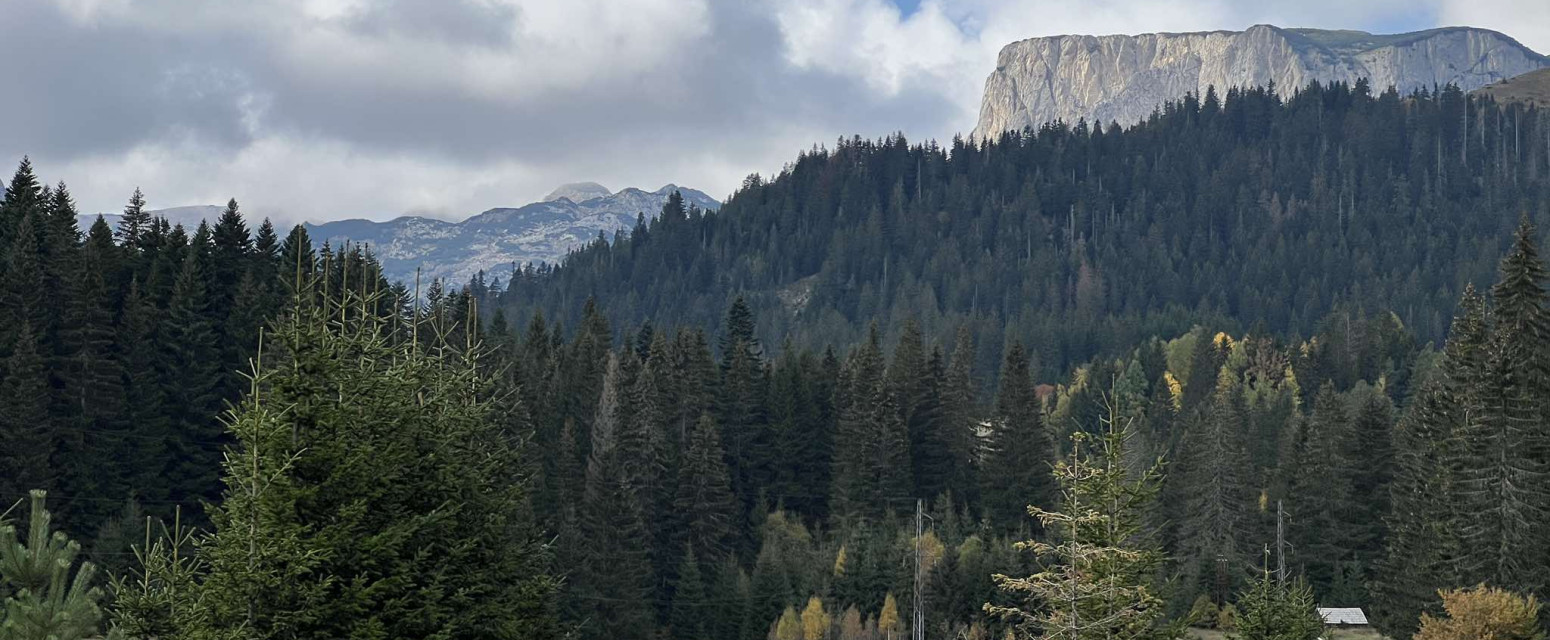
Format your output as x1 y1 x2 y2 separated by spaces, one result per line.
1175 365 1253 604
0 321 54 501
982 341 1056 530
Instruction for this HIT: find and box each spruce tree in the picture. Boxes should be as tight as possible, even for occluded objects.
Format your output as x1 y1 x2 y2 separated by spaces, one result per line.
0 322 54 502
114 188 152 250
674 413 738 565
1229 565 1323 640
830 327 912 524
988 410 1182 640
1284 384 1358 600
982 341 1056 530
577 353 656 640
160 252 225 512
670 544 710 640
1457 218 1550 595
114 285 560 638
1175 365 1253 604
938 327 980 508
1371 287 1485 638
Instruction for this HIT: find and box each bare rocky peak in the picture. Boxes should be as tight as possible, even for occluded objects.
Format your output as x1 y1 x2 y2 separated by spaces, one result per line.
543 181 613 203
973 25 1549 139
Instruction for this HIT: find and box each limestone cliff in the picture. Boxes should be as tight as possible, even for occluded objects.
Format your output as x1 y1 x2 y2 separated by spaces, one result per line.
973 25 1547 138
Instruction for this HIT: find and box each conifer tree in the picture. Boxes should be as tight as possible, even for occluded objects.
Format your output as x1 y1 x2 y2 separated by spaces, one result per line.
670 545 710 640
674 413 737 565
114 187 152 250
160 251 225 511
1457 218 1550 595
830 327 912 524
1284 384 1358 599
0 491 106 640
718 297 770 521
938 327 980 508
982 342 1056 530
987 407 1182 640
0 322 54 502
1372 286 1486 637
1176 365 1253 604
114 285 560 638
115 280 173 510
1229 565 1323 640
577 353 656 640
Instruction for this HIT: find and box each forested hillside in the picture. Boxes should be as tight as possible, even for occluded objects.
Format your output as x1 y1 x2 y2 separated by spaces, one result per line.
7 80 1550 640
498 81 1550 382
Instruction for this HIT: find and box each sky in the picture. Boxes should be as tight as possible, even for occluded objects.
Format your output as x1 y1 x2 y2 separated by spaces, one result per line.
5 0 1549 225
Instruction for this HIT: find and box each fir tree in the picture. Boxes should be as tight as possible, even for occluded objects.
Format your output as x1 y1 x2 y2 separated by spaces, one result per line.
1229 564 1323 640
982 341 1056 530
114 187 152 250
0 322 54 501
674 413 737 565
1176 365 1253 605
987 407 1182 640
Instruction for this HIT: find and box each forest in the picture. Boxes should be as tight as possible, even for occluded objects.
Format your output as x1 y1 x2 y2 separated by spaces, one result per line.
3 80 1550 640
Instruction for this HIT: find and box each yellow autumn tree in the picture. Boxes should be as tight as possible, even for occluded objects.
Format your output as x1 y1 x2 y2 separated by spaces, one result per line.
1415 584 1544 640
802 595 831 640
772 605 802 640
878 592 901 640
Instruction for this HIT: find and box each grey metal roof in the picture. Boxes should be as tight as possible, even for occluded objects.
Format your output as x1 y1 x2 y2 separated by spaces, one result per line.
1318 608 1369 625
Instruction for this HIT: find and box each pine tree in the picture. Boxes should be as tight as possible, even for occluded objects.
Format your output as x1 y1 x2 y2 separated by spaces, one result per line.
982 341 1056 530
0 491 106 640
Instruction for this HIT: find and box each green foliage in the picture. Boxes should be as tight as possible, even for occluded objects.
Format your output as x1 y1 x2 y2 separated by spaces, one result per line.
0 491 105 640
1228 569 1321 640
988 403 1182 640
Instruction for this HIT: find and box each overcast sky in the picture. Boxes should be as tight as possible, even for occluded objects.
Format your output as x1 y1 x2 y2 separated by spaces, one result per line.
5 0 1548 225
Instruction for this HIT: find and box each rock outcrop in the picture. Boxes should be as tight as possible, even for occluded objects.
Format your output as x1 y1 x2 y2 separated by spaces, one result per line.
973 25 1548 138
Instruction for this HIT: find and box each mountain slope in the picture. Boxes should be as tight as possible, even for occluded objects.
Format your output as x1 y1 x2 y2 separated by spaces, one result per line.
497 82 1550 380
973 25 1547 138
307 184 719 286
1475 67 1550 107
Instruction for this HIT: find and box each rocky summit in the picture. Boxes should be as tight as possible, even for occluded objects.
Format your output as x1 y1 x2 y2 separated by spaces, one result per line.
305 184 719 287
973 25 1548 138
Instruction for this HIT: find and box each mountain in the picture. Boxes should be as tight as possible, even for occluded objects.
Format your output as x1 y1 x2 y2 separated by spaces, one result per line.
496 82 1547 381
307 184 719 286
1474 66 1550 107
973 25 1548 138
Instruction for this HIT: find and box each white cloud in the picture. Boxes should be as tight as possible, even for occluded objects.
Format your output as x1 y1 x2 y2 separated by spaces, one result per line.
13 0 1549 226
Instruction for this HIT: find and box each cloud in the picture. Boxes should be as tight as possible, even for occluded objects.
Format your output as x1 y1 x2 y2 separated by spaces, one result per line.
2 0 1544 225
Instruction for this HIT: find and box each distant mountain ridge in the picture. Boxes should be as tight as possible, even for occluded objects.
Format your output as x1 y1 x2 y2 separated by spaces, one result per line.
78 185 719 287
974 24 1549 138
307 184 719 286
